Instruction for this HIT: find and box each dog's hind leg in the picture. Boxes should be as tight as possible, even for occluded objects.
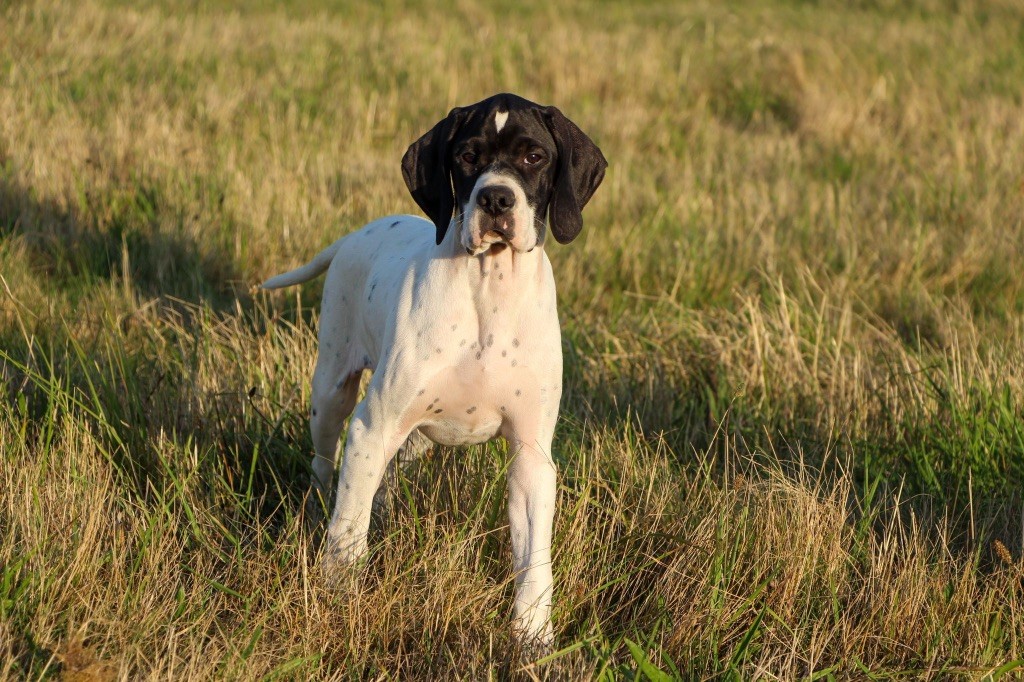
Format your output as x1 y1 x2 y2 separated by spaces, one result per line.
306 257 364 531
307 367 361 529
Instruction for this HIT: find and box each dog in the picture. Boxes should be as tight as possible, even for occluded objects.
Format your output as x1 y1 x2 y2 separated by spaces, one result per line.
262 93 606 645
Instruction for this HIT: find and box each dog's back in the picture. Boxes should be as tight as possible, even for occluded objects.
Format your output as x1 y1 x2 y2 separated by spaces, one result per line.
261 214 432 292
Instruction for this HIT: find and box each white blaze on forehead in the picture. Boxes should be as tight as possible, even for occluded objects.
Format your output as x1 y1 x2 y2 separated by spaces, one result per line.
494 110 509 133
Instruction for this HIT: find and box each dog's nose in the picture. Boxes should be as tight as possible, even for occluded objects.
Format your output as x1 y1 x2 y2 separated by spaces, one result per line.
477 185 516 217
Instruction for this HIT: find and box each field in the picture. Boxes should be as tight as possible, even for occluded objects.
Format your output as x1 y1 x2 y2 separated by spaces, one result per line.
2 0 1024 678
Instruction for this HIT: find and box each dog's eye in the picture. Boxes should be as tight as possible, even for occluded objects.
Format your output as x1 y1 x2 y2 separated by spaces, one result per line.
460 151 478 165
524 152 544 165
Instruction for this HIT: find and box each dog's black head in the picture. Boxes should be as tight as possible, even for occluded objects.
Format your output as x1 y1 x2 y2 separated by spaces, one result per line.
402 93 607 251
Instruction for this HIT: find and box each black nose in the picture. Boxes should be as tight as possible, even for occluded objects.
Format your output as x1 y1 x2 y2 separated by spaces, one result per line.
476 185 516 217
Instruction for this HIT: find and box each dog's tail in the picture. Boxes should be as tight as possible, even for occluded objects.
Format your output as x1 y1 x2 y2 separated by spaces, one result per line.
261 240 342 289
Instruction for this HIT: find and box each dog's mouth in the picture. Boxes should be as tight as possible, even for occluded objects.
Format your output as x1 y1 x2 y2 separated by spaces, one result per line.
464 220 518 255
466 235 513 256
466 241 510 256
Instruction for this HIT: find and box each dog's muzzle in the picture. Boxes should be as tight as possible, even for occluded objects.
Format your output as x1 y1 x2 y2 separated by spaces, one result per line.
462 173 538 255
476 186 516 242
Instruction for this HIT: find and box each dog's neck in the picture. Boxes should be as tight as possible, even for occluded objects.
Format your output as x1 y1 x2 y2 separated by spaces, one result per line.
437 219 550 316
440 219 546 272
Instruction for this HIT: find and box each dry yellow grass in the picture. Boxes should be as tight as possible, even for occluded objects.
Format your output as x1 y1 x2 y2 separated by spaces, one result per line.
2 0 1023 678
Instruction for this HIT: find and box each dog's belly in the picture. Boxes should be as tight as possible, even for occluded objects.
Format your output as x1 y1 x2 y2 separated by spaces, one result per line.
417 414 503 447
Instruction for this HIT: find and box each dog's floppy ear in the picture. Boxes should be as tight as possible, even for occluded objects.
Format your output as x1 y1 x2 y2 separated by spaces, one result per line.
402 107 466 245
543 106 607 244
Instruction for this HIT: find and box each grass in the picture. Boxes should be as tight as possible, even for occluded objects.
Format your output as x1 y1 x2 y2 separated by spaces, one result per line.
2 0 1024 678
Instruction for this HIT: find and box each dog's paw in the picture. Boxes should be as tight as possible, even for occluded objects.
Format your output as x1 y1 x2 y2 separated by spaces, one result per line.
319 532 369 586
302 490 330 536
515 623 556 664
318 551 362 595
519 640 555 664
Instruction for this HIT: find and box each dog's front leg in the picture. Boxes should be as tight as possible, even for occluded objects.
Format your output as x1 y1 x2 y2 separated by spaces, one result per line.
506 430 557 647
322 393 409 570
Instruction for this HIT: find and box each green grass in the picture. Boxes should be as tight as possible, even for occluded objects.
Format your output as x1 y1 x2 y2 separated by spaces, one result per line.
2 0 1024 678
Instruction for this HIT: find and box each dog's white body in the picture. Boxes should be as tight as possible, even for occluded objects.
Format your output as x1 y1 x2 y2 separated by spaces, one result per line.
264 214 562 641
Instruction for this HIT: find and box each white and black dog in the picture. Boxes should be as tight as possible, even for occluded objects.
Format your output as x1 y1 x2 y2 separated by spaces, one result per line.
263 93 606 644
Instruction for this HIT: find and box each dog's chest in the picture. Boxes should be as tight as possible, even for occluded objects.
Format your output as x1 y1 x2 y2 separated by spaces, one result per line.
403 310 560 447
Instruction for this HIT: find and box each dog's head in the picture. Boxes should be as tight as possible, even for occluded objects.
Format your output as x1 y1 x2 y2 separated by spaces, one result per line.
402 93 607 253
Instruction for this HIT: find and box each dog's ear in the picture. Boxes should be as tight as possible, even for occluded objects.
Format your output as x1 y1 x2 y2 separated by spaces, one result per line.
402 107 466 245
543 106 607 245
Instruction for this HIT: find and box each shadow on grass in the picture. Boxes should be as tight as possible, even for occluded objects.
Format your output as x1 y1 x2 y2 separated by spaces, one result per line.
0 160 243 307
0 160 316 525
